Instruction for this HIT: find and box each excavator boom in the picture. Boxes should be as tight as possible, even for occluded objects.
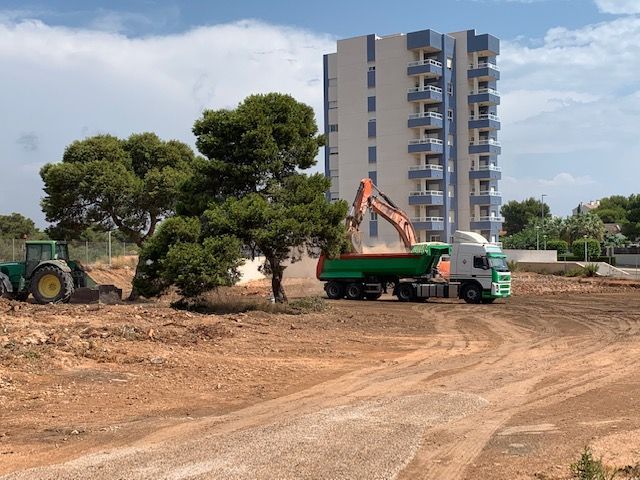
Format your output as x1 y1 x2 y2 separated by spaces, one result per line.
346 178 417 252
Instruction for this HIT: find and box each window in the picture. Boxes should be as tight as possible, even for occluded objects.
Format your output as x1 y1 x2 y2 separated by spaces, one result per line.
368 146 377 164
27 244 52 262
473 256 489 270
447 109 453 121
370 212 378 221
328 100 338 109
430 235 441 242
368 65 376 71
446 57 453 69
329 124 338 132
447 82 453 95
329 147 338 154
447 134 454 146
367 96 376 112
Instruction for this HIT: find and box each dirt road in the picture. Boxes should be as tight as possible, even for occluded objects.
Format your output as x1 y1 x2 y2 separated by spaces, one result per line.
2 277 640 478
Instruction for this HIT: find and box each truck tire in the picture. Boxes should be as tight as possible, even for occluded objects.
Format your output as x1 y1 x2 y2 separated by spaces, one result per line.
345 283 363 300
325 281 344 300
30 266 74 304
482 298 496 304
365 293 382 300
461 283 482 304
396 283 415 302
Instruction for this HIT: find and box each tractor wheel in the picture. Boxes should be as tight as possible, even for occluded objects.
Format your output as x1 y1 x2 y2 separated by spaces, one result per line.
30 266 74 304
13 292 30 302
461 283 482 304
325 282 344 300
345 283 364 300
396 283 415 302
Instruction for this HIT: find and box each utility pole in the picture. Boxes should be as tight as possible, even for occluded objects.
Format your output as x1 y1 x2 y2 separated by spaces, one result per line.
536 225 540 251
584 234 588 262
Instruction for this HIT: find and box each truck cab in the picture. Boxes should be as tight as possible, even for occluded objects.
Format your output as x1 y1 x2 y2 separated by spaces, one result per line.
449 231 511 303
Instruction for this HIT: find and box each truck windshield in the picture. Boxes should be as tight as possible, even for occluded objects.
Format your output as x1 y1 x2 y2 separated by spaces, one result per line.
488 256 509 272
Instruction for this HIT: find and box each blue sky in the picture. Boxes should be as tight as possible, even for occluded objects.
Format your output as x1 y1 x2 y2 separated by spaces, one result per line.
1 0 640 226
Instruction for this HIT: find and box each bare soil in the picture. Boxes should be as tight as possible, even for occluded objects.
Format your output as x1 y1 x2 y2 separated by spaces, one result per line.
1 271 640 479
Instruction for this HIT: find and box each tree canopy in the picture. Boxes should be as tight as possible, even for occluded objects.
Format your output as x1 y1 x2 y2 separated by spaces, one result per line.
0 213 41 239
593 194 640 240
41 133 198 247
501 198 550 235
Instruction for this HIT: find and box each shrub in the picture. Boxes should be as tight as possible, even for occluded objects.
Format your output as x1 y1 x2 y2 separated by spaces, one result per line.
546 239 569 254
582 263 600 277
507 260 521 272
572 238 601 260
570 447 615 480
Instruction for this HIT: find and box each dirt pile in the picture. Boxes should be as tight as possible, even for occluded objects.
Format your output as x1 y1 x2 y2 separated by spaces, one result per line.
512 272 640 296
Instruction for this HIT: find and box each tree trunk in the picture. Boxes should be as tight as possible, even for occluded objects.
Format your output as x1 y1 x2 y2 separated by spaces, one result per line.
128 254 144 301
269 258 288 303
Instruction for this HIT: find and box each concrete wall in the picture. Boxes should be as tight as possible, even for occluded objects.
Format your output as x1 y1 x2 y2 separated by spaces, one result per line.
516 261 584 275
615 254 640 267
503 249 557 263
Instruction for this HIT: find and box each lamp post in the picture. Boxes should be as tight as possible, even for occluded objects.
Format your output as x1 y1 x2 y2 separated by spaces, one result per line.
543 234 547 250
536 225 540 251
583 234 588 262
540 194 547 221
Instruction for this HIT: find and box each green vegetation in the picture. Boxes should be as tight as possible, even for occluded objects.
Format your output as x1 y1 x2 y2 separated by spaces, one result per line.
501 197 550 235
593 194 640 240
570 447 616 480
0 213 46 239
139 93 349 302
572 238 602 261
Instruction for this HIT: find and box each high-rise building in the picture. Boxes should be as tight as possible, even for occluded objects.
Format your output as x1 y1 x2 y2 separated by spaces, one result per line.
323 29 502 245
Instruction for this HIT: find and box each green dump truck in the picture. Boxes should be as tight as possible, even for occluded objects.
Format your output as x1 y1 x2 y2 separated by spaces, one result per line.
316 230 511 304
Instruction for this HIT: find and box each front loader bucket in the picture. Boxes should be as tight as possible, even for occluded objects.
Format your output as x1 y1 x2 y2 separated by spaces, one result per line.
69 284 122 304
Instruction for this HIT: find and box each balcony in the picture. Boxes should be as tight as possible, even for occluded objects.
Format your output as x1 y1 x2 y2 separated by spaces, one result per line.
411 216 445 231
469 164 502 180
468 88 500 106
470 190 502 206
469 113 501 131
469 138 501 155
470 215 504 230
468 62 500 81
408 164 444 180
408 137 444 154
408 85 443 103
408 111 443 129
409 190 444 206
407 58 443 77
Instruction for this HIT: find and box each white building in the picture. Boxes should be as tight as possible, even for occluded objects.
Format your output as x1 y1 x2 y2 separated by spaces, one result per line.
323 29 502 245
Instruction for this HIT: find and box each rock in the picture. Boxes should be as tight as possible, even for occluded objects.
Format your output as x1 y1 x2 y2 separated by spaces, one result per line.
22 330 48 346
149 356 166 365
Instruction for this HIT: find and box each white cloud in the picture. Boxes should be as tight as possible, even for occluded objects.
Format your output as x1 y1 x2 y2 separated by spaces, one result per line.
595 0 640 14
539 173 595 187
0 18 335 224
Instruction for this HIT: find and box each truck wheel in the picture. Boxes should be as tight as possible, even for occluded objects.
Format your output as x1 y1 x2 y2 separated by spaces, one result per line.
30 266 74 304
461 284 482 304
325 282 344 300
482 298 496 304
365 293 382 300
396 283 415 302
345 283 363 300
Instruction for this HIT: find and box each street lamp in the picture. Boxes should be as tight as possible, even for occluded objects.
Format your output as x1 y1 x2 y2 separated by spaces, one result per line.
540 194 547 221
583 234 588 262
543 234 547 250
536 225 541 251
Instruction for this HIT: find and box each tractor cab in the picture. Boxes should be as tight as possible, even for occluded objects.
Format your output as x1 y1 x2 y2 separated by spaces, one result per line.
24 241 70 277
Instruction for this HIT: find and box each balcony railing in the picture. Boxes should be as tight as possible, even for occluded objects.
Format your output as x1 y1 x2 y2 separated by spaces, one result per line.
471 216 504 222
408 111 444 120
470 191 502 196
412 216 445 223
408 58 443 68
407 85 443 94
410 190 444 196
408 138 444 146
409 164 444 171
472 165 502 172
469 62 500 71
470 87 500 96
469 139 501 147
469 113 500 122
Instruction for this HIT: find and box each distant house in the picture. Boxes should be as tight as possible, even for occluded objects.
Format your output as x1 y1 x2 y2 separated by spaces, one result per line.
604 223 622 235
572 200 600 216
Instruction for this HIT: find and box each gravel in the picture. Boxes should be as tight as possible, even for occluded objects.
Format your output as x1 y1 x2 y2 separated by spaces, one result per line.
2 392 487 480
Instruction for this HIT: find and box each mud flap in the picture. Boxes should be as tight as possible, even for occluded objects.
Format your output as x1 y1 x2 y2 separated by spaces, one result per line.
69 285 122 304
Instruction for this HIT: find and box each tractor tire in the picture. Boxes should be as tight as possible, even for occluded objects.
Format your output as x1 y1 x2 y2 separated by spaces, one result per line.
325 282 344 300
461 283 482 304
345 283 364 300
30 266 74 304
13 292 30 302
396 283 415 302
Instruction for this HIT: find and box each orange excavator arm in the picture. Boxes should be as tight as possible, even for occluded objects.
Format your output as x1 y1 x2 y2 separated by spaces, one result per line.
346 178 417 253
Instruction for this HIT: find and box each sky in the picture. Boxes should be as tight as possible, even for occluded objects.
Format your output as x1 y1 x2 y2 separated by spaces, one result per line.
1 0 640 226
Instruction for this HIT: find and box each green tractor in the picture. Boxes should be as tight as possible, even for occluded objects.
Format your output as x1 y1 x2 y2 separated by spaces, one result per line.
0 240 120 304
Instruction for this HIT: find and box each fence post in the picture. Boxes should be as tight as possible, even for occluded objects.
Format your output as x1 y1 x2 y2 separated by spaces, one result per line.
108 231 112 267
85 240 89 265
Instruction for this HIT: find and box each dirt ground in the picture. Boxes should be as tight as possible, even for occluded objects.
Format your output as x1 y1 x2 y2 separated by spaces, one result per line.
1 271 640 479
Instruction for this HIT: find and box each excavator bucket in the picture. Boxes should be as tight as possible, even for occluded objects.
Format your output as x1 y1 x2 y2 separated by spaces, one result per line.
69 284 122 304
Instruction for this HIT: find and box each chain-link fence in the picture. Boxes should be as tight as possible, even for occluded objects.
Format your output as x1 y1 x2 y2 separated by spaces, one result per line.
0 238 138 265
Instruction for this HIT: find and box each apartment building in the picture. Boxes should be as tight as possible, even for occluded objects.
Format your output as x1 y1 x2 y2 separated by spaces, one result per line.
323 29 502 245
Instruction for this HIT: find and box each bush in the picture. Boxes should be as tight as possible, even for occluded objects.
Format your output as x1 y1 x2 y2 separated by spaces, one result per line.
582 263 600 277
507 260 521 272
572 238 601 260
546 239 569 254
570 447 615 480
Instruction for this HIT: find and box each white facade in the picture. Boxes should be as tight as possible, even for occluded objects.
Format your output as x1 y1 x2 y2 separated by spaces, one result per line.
323 29 502 246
